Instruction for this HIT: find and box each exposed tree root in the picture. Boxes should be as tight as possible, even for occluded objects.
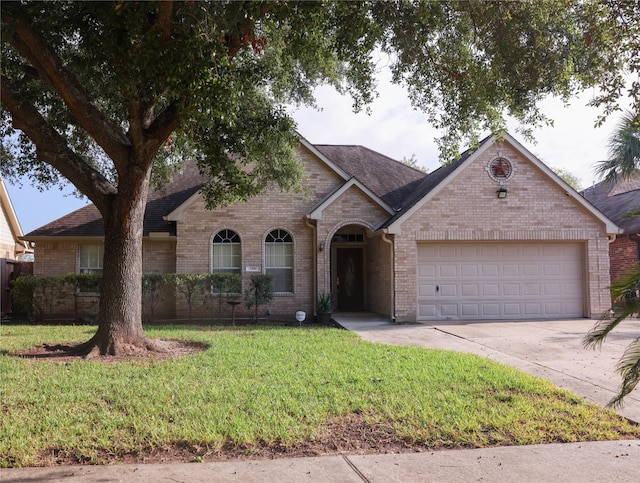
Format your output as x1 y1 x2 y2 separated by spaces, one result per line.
14 338 207 363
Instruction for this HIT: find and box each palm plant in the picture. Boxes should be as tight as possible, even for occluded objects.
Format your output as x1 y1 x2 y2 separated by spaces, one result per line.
594 110 640 185
583 265 640 407
584 110 640 407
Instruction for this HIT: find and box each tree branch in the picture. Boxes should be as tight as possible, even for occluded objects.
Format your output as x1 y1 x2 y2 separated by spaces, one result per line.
1 76 116 214
6 13 131 170
144 101 180 159
155 0 174 42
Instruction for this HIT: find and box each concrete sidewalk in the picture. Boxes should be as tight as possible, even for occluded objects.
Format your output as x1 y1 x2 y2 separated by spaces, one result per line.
2 440 639 482
334 316 640 423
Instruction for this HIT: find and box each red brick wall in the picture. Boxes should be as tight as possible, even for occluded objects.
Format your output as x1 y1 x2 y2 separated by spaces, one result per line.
610 235 639 283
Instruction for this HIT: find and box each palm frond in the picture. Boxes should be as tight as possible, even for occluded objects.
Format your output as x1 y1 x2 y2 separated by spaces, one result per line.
583 263 640 349
608 338 640 409
594 110 640 184
610 264 640 303
584 312 628 349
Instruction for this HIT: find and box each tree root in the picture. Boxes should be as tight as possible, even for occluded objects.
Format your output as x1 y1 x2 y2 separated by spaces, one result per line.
42 335 171 359
19 338 207 362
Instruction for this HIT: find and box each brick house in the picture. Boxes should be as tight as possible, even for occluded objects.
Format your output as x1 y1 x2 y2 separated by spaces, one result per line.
582 172 640 284
23 133 619 322
1 178 33 317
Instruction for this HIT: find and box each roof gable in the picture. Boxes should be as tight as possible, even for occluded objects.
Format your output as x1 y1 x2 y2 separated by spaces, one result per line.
386 133 621 234
307 177 395 220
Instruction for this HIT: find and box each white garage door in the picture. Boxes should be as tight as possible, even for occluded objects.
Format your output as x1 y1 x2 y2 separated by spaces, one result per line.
417 243 584 320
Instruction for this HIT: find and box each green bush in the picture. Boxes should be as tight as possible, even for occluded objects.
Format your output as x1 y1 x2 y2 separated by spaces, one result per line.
244 274 273 322
208 272 242 322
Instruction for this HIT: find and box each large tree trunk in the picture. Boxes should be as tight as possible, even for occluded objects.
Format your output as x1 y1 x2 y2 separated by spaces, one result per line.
77 168 159 357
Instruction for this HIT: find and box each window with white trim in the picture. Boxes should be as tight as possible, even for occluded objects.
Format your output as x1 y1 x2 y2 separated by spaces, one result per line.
79 244 104 274
265 229 293 292
212 229 241 274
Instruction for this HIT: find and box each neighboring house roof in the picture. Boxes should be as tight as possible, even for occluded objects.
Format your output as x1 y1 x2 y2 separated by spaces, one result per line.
581 172 640 235
0 179 32 256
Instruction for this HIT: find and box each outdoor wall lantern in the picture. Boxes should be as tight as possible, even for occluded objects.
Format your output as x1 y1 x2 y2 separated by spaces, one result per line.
319 241 325 251
497 187 508 199
295 310 306 327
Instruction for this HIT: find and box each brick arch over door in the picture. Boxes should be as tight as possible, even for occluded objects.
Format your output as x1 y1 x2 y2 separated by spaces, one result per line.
320 220 374 297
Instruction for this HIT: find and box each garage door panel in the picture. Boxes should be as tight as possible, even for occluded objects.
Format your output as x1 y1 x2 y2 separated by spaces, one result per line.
499 245 517 257
543 264 561 276
482 264 499 276
418 265 436 277
418 304 436 317
460 264 478 276
502 264 519 276
439 264 457 277
418 284 436 297
544 283 562 295
483 284 500 296
417 242 584 320
461 284 479 296
460 246 478 257
441 304 458 316
523 264 540 276
482 304 500 316
439 246 457 257
439 284 457 296
461 304 480 316
504 304 521 316
545 302 562 314
503 284 520 296
524 303 543 315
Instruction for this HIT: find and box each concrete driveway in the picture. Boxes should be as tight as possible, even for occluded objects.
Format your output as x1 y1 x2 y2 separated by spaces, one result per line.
334 316 640 423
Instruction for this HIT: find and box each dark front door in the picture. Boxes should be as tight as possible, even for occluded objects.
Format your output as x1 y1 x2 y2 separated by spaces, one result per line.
336 247 364 311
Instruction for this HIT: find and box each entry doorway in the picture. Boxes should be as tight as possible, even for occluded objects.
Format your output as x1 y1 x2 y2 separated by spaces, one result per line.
335 247 364 311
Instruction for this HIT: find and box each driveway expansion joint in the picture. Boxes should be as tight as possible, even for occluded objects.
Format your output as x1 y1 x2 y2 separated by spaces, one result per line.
342 455 370 482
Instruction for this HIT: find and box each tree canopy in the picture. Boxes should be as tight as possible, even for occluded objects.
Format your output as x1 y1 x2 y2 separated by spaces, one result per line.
1 0 638 355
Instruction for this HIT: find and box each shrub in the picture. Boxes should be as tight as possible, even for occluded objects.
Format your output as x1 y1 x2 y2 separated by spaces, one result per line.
244 274 273 322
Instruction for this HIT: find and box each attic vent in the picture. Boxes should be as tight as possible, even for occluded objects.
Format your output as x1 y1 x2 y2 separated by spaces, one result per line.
332 234 364 243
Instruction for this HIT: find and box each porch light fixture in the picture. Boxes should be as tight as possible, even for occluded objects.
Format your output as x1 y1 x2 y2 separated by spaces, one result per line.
319 241 325 251
497 187 508 199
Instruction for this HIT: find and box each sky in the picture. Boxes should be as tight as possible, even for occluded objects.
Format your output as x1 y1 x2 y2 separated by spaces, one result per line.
4 71 629 235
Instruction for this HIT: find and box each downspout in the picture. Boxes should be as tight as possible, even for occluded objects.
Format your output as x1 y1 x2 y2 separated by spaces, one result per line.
304 216 317 316
381 229 395 323
608 234 617 244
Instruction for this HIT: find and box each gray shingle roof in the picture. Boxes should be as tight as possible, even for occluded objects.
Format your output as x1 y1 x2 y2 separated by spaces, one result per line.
313 145 426 209
25 163 206 238
24 141 486 238
581 175 640 234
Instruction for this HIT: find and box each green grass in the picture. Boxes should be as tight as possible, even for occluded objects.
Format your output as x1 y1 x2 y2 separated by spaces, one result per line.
1 324 639 467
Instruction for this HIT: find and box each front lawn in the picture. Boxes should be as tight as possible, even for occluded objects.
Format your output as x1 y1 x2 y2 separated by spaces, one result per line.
1 324 639 467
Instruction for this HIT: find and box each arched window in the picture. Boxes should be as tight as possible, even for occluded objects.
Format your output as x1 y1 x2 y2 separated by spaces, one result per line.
265 229 293 292
212 229 241 274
